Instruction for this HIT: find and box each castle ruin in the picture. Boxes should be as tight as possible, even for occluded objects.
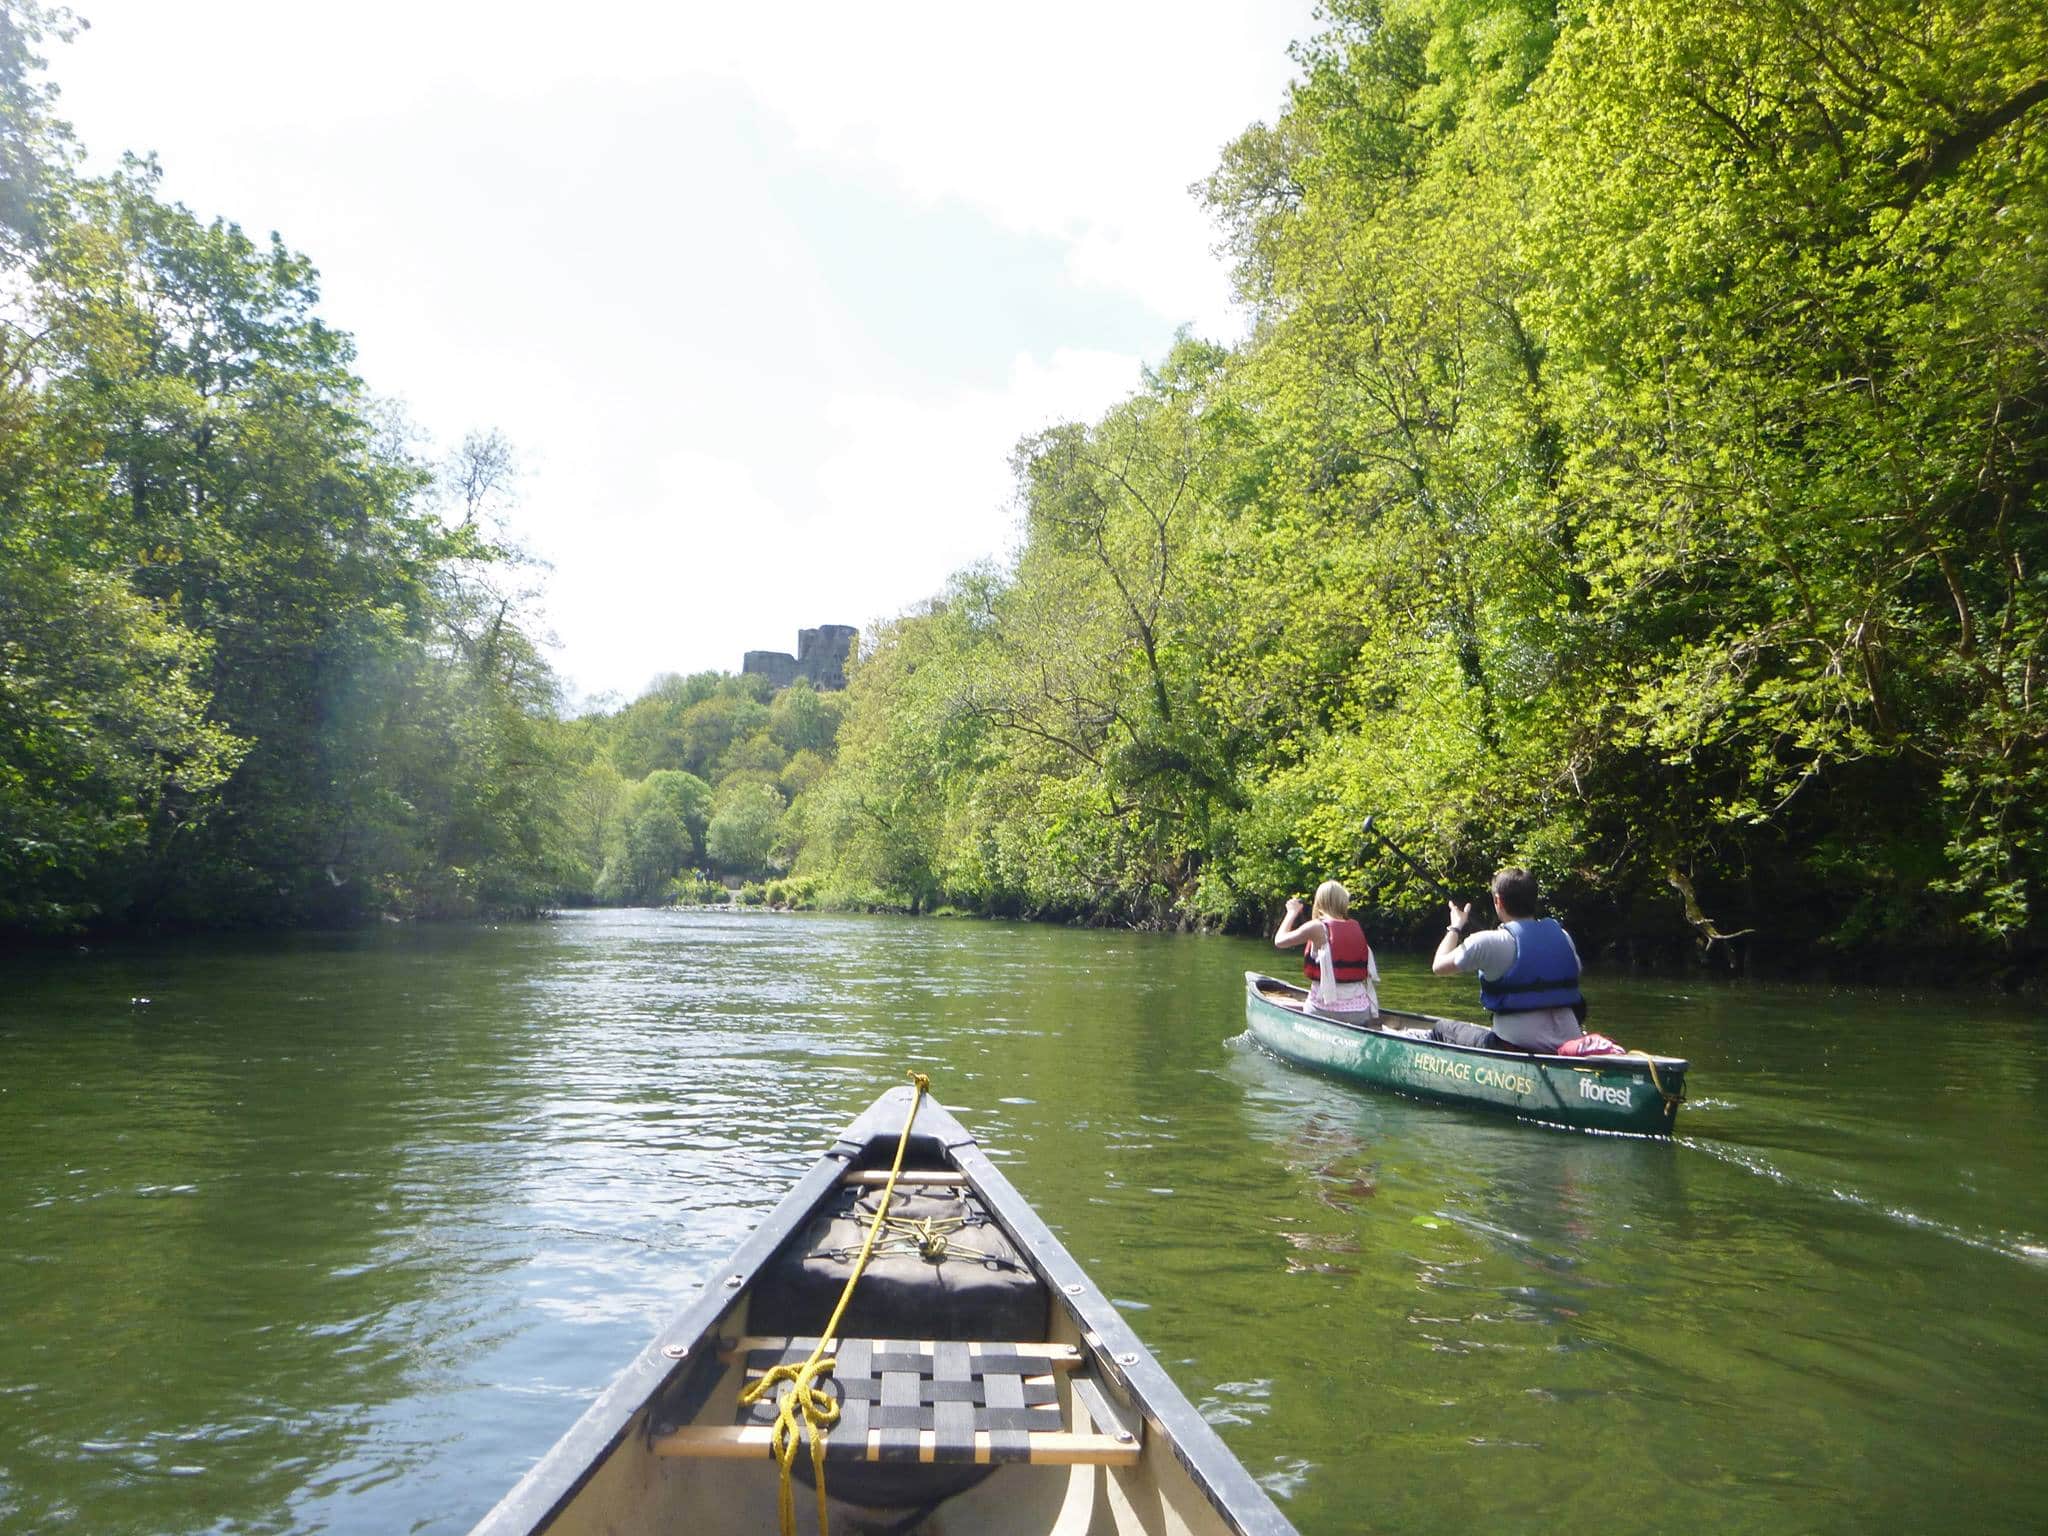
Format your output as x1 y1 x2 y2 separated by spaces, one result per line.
742 624 858 691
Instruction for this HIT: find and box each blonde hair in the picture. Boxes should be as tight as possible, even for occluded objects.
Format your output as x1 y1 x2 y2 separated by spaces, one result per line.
1312 880 1351 921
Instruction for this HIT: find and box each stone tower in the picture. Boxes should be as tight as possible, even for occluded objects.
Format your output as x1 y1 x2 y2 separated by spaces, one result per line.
741 625 857 690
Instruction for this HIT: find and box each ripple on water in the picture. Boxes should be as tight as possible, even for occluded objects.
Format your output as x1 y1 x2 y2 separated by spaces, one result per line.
6 911 2048 1536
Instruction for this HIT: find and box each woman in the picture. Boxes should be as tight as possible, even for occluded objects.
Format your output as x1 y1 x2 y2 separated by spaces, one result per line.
1275 880 1379 1020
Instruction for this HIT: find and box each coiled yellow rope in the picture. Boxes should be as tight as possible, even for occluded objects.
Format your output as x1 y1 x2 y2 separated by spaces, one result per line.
740 1070 931 1536
852 1212 963 1263
816 1215 1024 1273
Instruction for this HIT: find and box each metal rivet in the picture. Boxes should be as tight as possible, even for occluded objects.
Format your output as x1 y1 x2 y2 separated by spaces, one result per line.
724 1274 744 1288
1064 1283 1084 1295
1116 1352 1139 1367
663 1344 689 1359
1116 1429 1135 1443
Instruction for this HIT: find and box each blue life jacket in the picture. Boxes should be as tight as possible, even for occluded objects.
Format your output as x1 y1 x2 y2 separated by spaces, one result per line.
1478 918 1584 1014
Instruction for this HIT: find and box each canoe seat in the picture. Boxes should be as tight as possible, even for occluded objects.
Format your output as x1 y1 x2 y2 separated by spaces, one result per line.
650 1336 1141 1467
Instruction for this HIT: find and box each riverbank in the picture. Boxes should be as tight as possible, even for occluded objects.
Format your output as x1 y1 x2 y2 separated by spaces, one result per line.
12 896 2042 998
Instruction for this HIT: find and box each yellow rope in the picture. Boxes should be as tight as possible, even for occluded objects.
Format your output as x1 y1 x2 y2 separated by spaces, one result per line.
863 1212 963 1262
816 1219 1020 1272
740 1070 931 1536
1629 1052 1680 1116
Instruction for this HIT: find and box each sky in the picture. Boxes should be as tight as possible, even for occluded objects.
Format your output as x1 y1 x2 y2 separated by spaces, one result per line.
46 1 1320 707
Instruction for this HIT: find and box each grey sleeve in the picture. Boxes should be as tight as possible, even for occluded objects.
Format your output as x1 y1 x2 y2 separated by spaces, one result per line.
1457 929 1518 979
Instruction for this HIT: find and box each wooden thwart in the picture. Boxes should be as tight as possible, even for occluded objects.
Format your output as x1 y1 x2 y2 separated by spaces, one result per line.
651 1424 1137 1466
718 1337 1084 1369
652 1337 1139 1468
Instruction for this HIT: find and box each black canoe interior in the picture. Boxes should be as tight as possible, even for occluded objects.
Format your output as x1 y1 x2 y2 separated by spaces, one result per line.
1247 973 1687 1074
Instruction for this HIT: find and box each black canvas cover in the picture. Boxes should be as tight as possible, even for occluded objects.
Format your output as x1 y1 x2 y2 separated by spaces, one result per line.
752 1183 1046 1344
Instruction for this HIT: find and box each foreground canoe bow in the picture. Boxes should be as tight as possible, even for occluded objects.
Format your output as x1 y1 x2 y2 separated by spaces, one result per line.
470 1084 1296 1536
1245 973 1688 1135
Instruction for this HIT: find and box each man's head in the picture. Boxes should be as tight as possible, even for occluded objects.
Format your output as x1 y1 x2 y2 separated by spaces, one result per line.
1491 867 1539 919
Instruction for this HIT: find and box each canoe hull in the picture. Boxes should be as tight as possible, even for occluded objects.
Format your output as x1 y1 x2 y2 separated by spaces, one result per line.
470 1086 1296 1536
1244 973 1685 1135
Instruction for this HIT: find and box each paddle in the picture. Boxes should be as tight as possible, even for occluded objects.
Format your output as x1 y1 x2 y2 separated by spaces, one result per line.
1366 818 1590 1026
1360 815 1463 907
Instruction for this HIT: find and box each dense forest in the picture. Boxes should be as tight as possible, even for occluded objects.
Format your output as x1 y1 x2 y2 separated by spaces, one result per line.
4 0 2044 976
794 0 2048 974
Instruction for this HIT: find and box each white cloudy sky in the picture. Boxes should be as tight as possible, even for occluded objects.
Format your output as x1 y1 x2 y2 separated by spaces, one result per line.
49 1 1318 706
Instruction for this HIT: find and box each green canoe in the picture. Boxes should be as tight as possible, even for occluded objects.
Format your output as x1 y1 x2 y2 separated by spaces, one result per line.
1244 973 1687 1135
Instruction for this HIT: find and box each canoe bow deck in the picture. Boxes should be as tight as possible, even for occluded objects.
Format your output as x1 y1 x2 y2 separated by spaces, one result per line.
1244 972 1687 1136
470 1085 1296 1536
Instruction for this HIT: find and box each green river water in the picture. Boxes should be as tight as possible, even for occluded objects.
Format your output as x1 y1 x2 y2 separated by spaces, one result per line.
3 910 2044 1534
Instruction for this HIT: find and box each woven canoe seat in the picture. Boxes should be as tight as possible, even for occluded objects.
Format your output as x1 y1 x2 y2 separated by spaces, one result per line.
650 1336 1138 1467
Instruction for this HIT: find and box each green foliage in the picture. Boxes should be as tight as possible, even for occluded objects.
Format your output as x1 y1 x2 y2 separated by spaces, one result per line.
762 875 817 909
8 1 2042 965
557 756 628 900
0 17 573 933
721 729 786 781
706 779 786 879
769 677 843 755
639 769 712 855
667 870 724 905
778 748 831 799
0 542 243 929
599 802 690 905
676 693 770 780
790 592 989 913
563 661 846 905
788 0 2048 964
0 13 878 934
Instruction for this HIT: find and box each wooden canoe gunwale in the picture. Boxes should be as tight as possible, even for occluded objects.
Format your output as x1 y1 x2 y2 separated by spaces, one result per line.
469 1086 1296 1536
1244 972 1687 1137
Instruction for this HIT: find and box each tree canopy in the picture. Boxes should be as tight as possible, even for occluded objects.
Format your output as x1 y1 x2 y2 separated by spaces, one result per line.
6 0 2042 974
791 0 2048 971
0 4 568 931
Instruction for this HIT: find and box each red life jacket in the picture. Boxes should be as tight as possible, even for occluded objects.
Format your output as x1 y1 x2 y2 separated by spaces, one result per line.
1304 918 1372 984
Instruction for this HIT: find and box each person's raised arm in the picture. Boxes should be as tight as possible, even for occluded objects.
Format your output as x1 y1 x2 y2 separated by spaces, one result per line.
1274 896 1320 949
1431 899 1472 975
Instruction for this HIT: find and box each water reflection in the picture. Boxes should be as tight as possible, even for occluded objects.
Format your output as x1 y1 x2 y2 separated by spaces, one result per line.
2 914 2045 1535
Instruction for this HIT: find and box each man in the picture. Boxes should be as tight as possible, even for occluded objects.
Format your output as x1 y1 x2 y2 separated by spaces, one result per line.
1429 867 1585 1052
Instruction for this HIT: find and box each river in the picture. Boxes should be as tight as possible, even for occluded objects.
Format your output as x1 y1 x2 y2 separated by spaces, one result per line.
3 910 2044 1534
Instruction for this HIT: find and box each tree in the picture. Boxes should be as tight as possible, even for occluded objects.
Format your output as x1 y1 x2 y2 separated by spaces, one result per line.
640 768 712 860
0 548 244 930
706 780 786 879
1521 0 2048 944
0 2 76 261
678 692 770 780
721 728 788 781
793 0 2048 964
560 756 628 898
604 802 691 904
769 677 842 755
0 17 578 933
